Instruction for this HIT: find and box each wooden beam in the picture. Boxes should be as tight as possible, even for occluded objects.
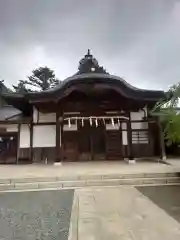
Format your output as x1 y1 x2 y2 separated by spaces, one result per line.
33 122 56 126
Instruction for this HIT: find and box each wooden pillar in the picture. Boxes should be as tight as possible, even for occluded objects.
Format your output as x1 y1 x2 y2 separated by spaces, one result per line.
127 113 134 160
29 121 33 163
119 121 124 159
56 112 61 162
60 116 64 161
90 127 94 161
16 123 21 164
157 117 166 160
104 124 107 160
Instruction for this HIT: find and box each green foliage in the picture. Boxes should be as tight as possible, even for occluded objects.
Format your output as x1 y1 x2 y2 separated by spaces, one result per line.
167 83 180 108
152 83 180 146
162 109 180 146
13 67 60 92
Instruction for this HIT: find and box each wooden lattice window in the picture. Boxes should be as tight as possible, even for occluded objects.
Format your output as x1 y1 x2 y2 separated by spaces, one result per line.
132 131 149 144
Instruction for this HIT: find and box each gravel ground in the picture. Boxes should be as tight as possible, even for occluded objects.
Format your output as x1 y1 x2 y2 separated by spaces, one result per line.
0 189 74 240
137 185 180 223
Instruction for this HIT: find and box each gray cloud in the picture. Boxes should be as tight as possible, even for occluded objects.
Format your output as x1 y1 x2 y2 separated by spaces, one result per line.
0 0 180 90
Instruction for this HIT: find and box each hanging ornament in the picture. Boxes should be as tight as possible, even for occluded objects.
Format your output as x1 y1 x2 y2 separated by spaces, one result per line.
75 118 77 127
68 118 71 128
117 118 120 126
95 118 98 127
81 117 84 127
103 118 105 125
90 117 92 126
111 117 115 127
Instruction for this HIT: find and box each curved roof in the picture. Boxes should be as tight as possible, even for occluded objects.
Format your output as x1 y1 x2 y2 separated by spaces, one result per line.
2 50 165 111
24 72 165 102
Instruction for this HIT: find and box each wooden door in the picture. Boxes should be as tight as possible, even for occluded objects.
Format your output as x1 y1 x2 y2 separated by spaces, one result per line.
78 120 91 161
78 119 106 161
106 130 123 160
90 121 106 160
63 131 78 161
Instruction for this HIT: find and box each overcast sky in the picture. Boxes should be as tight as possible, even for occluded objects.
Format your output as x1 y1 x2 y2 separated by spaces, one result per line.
0 0 180 90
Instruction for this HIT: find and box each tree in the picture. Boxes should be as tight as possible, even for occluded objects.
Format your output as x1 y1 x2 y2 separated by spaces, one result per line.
152 83 180 146
12 80 29 93
18 67 60 92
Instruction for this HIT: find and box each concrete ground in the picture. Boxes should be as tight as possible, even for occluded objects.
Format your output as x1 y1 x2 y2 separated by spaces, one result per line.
0 160 180 239
0 160 179 180
1 186 180 240
0 189 74 240
70 186 180 240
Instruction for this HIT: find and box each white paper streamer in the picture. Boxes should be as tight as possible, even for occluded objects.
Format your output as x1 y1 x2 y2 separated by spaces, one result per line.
90 117 92 126
81 117 84 127
103 118 105 125
117 118 120 126
95 118 98 127
111 118 115 127
68 118 71 128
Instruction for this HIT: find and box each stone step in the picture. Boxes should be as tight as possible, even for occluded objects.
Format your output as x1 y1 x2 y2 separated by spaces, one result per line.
0 172 178 184
0 176 180 191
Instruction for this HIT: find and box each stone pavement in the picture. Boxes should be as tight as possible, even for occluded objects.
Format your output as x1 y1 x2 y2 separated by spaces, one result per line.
0 161 180 239
0 161 179 191
0 180 180 239
0 189 74 240
165 158 180 168
69 186 180 240
0 161 179 180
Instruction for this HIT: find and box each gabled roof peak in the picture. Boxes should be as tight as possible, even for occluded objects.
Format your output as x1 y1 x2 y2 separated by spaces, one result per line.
77 49 108 75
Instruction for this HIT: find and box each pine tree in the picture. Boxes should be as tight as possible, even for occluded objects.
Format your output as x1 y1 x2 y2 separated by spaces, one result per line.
13 66 60 92
12 80 29 93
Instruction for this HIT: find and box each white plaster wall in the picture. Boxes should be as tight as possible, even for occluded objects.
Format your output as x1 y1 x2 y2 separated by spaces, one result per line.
33 125 56 147
33 107 38 123
122 131 128 145
130 110 148 129
33 108 56 123
105 124 119 130
63 125 77 131
121 122 127 130
131 122 148 129
39 112 56 123
122 122 128 145
20 124 30 148
130 110 144 121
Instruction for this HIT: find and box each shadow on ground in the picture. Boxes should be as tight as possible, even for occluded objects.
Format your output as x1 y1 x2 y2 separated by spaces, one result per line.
136 185 180 223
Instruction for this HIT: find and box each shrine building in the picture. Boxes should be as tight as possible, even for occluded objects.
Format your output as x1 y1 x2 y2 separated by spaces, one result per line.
0 50 165 164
